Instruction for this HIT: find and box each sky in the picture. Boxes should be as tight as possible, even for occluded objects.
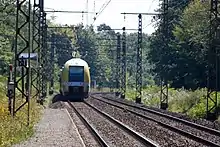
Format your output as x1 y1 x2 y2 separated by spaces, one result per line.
35 0 160 34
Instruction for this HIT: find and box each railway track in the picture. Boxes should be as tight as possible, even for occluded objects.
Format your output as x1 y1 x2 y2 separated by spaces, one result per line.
67 101 159 147
67 101 109 147
90 94 220 147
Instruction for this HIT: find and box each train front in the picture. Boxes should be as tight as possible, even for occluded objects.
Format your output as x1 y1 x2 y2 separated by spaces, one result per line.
60 58 90 101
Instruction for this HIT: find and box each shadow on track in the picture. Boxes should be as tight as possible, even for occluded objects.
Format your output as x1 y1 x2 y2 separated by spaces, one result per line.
51 94 85 103
51 91 115 104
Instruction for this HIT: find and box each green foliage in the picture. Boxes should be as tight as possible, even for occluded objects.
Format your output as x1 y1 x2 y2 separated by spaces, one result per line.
127 86 220 119
148 0 211 89
188 100 206 118
174 0 210 46
0 75 42 147
0 1 15 75
147 0 220 93
50 23 154 88
168 89 206 114
0 2 44 144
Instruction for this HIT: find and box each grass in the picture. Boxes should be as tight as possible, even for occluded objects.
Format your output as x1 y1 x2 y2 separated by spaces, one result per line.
0 76 43 147
91 88 114 92
126 85 220 121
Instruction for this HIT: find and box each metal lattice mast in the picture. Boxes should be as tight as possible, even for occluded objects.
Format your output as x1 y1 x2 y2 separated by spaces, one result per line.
136 14 143 104
31 0 41 99
206 0 220 120
121 27 126 99
119 12 160 102
41 12 47 98
38 0 47 101
116 32 121 96
110 45 115 92
160 0 169 110
49 33 55 95
38 0 43 102
44 16 49 84
13 0 31 125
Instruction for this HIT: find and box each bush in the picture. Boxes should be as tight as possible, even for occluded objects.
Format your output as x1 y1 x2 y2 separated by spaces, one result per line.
126 85 220 120
0 75 42 147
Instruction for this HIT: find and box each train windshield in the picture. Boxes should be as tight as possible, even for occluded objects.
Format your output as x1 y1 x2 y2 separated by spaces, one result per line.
69 66 84 82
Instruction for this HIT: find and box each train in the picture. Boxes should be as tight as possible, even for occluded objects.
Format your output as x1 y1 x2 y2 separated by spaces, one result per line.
59 57 91 101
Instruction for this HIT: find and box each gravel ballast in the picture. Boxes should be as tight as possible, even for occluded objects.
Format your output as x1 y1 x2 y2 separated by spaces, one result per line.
87 97 207 147
72 102 146 147
65 103 101 147
102 93 220 130
94 96 220 145
13 103 85 147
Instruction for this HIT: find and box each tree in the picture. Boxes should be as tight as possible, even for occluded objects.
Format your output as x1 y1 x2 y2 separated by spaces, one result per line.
171 0 210 89
148 0 195 88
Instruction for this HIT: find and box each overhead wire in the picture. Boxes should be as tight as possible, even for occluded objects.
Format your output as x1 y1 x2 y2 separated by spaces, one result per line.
142 0 158 29
143 21 156 30
97 0 108 14
92 0 111 25
147 0 157 12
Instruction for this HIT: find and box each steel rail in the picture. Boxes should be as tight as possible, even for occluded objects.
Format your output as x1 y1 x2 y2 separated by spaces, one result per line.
84 101 160 147
67 101 109 147
96 95 220 136
90 95 220 147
